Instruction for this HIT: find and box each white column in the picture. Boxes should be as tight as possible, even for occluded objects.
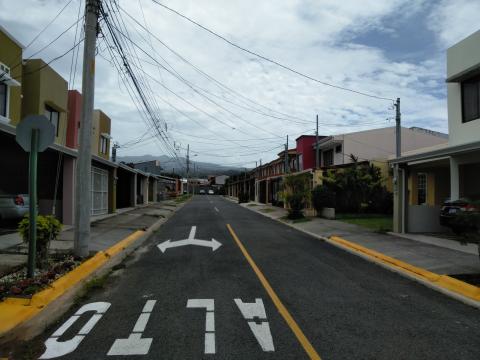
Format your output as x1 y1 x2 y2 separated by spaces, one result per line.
450 156 460 201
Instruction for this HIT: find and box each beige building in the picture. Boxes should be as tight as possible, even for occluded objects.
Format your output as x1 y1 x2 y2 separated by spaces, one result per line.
0 25 23 125
315 126 448 167
391 30 480 233
20 59 68 145
92 109 111 160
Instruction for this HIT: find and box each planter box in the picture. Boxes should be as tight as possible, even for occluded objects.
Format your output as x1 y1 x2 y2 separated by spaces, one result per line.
320 207 335 220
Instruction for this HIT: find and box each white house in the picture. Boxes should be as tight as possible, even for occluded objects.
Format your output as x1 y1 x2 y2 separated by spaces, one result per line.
391 30 480 233
315 126 447 167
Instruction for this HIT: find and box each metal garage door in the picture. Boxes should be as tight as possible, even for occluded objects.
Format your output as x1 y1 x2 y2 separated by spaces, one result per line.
91 167 108 216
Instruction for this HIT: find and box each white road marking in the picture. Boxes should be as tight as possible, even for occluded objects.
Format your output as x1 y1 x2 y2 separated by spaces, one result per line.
247 322 275 352
234 298 267 319
157 226 222 253
40 302 111 359
234 298 275 352
214 207 219 212
187 299 216 354
107 300 156 356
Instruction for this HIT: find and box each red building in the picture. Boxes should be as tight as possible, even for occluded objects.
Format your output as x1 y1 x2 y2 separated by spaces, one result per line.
66 90 82 149
295 135 317 171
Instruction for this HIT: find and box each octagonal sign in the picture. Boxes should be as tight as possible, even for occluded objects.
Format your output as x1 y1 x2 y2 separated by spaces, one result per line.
16 115 55 152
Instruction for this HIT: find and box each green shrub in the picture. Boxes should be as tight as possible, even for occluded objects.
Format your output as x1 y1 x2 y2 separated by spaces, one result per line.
285 193 305 219
18 215 62 268
283 173 311 219
312 185 336 211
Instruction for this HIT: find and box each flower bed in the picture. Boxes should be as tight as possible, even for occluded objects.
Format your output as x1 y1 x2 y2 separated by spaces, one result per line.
0 255 81 301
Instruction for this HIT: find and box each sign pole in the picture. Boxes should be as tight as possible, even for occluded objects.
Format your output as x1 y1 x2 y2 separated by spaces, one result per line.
27 129 39 278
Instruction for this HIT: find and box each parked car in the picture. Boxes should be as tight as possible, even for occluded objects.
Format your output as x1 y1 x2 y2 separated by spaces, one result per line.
0 191 29 220
440 198 480 231
199 189 206 195
208 189 214 195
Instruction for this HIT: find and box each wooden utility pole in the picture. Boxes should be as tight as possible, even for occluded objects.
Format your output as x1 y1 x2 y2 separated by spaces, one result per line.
315 114 319 169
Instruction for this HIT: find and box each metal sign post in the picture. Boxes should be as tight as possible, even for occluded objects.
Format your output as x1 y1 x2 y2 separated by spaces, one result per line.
16 115 55 278
27 129 39 277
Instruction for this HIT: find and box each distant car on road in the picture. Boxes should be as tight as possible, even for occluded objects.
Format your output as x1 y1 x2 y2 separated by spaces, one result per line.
208 189 214 195
199 189 206 195
0 191 29 220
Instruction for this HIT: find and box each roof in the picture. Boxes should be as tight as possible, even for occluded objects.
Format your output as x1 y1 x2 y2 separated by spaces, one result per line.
389 140 480 165
0 24 25 49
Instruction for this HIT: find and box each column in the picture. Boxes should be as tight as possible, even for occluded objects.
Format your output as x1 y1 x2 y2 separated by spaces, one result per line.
450 156 460 201
131 173 137 207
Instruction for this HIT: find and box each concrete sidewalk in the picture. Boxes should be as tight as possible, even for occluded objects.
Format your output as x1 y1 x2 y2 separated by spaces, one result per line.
0 200 181 275
240 201 480 276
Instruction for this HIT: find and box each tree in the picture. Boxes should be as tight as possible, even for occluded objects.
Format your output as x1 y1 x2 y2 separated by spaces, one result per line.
282 173 311 219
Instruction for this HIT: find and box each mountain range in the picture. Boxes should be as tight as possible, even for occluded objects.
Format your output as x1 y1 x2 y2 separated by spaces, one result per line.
117 155 247 177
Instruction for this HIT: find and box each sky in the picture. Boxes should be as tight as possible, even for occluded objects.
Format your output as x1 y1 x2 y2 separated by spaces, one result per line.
1 0 479 170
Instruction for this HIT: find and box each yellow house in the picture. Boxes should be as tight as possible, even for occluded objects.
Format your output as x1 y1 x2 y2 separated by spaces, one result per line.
0 25 23 125
20 59 68 145
92 109 111 160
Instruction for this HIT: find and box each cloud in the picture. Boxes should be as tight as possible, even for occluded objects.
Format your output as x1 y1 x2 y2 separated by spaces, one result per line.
428 0 480 48
0 0 457 167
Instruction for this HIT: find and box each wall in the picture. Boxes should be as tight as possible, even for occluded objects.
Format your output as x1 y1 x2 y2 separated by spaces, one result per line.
408 167 450 206
92 109 111 159
446 30 480 146
341 127 448 164
296 136 316 170
66 90 82 149
407 205 448 233
0 28 22 125
21 59 68 145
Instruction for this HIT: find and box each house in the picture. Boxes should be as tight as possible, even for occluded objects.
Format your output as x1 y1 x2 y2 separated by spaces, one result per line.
390 30 480 233
0 25 22 125
314 127 448 168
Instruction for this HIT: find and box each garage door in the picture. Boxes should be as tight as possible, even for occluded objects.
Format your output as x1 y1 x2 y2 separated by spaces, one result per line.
91 167 108 216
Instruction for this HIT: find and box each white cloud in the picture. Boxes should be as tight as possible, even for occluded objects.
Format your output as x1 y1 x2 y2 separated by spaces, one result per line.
428 0 480 48
0 0 454 167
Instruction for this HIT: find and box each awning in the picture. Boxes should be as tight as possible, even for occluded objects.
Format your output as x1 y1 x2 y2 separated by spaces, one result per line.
0 71 20 87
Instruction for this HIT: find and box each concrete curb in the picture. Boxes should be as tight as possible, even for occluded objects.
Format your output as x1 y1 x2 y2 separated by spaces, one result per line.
239 203 480 309
0 199 189 344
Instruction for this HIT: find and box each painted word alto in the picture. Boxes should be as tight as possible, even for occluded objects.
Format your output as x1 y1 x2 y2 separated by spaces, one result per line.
157 226 222 253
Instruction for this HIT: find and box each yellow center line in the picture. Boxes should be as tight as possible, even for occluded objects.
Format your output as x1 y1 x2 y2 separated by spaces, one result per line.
226 224 321 360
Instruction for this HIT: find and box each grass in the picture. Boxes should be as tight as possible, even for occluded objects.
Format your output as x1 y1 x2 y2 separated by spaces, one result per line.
281 216 311 224
259 208 276 213
174 194 192 204
336 213 393 233
247 203 259 207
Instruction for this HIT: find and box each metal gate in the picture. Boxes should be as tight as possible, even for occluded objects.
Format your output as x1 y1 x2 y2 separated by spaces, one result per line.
91 166 108 215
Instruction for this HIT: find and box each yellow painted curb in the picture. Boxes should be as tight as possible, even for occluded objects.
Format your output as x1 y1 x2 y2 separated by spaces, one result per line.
329 235 480 302
0 230 145 337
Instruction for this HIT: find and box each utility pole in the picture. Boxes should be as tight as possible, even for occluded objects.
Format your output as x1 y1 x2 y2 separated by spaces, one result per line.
315 114 319 169
186 144 190 194
74 0 100 258
284 135 289 174
393 97 403 233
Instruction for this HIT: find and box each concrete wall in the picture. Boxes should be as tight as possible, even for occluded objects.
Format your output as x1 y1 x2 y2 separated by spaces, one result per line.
341 127 448 164
408 167 450 207
21 59 68 145
92 109 111 159
407 205 449 233
447 30 480 146
0 28 22 125
66 90 82 149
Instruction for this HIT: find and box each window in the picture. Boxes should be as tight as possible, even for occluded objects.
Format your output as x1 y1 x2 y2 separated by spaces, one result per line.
44 105 59 136
417 173 427 205
461 75 480 123
100 136 109 154
323 149 334 167
0 83 7 117
335 144 342 153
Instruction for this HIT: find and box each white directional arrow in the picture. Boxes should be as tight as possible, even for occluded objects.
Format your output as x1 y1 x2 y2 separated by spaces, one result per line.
157 226 222 253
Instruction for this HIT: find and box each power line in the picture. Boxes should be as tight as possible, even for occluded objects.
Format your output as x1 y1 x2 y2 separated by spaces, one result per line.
150 0 395 102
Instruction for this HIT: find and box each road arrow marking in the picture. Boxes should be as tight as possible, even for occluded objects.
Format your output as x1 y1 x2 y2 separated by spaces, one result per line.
157 226 222 253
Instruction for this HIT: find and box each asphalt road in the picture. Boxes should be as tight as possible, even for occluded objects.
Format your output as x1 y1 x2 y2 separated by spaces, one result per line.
36 196 480 359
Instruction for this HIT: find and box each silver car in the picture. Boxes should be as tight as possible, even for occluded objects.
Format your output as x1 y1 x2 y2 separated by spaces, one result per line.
0 191 29 220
